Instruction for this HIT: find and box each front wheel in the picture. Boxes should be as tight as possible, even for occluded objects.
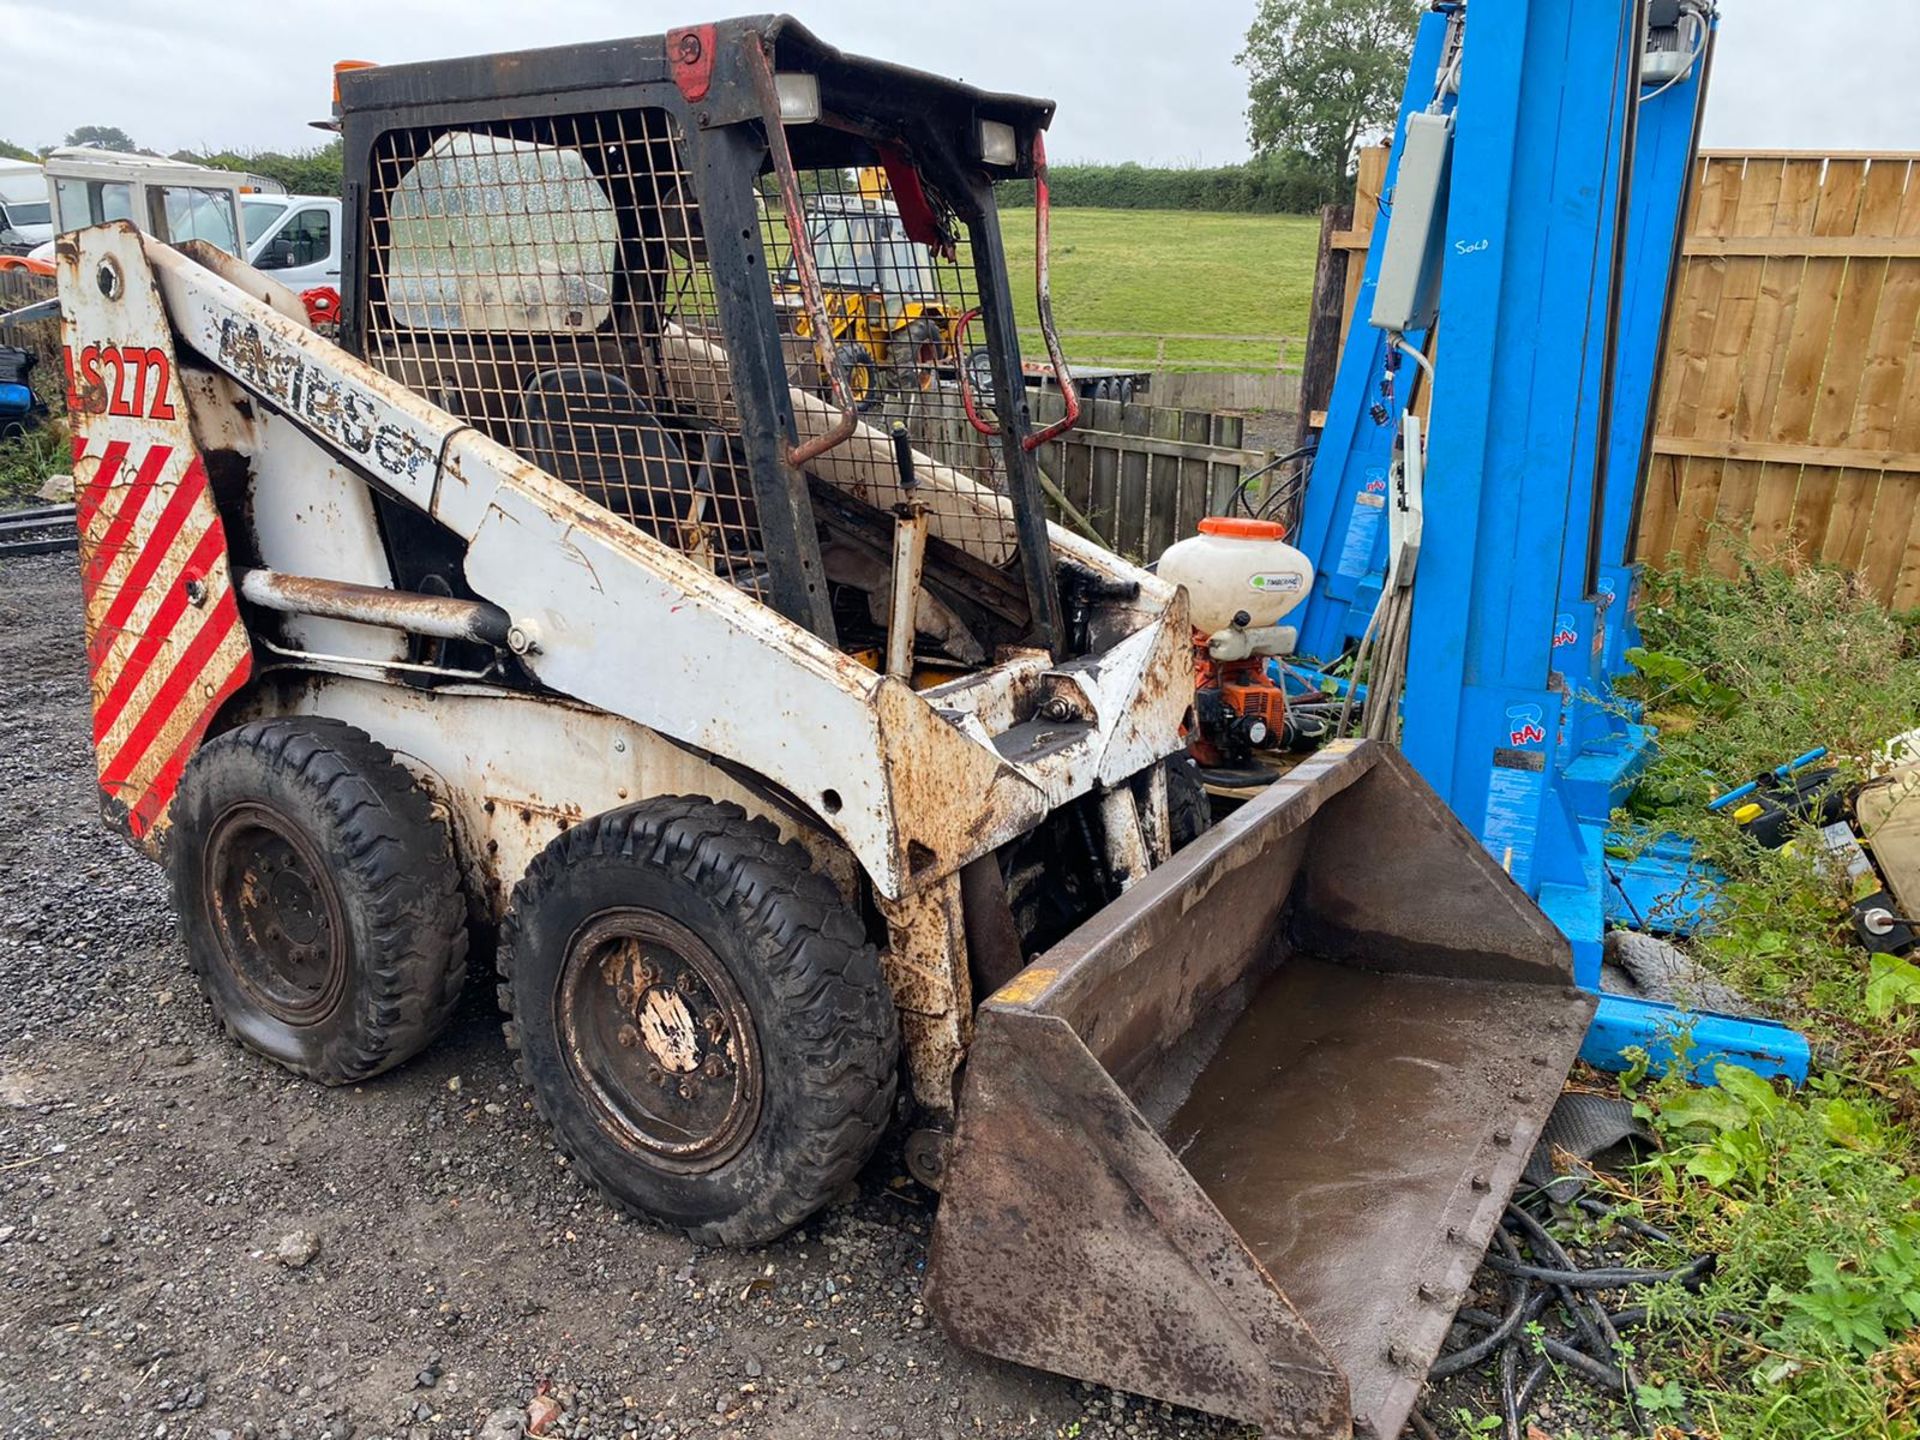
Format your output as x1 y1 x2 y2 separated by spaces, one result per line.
1165 754 1213 850
831 341 879 413
499 798 899 1246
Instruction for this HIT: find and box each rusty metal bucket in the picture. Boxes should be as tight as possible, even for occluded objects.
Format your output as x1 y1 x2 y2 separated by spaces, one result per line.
927 740 1596 1439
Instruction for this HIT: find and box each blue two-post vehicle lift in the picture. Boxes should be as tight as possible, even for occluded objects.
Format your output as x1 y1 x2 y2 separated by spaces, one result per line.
1287 0 1810 1082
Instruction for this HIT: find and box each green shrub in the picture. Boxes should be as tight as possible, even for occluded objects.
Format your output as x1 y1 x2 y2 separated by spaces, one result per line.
999 154 1345 214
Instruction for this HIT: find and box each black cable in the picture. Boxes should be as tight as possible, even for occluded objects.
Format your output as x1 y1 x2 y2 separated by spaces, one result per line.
1500 1335 1522 1440
1430 1231 1544 1379
1231 443 1316 519
1538 1336 1627 1393
1481 1253 1713 1289
1514 1358 1554 1420
1505 1204 1613 1360
1427 1189 1718 1435
1576 1195 1677 1246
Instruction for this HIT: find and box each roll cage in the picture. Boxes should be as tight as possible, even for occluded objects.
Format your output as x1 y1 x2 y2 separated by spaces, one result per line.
334 14 1073 657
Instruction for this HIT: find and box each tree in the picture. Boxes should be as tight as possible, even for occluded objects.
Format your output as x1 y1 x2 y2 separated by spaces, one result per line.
180 141 344 197
1237 0 1421 180
63 125 139 153
0 139 37 163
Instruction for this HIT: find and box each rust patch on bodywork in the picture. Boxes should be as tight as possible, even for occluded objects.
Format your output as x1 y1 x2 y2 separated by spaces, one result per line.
876 874 973 1117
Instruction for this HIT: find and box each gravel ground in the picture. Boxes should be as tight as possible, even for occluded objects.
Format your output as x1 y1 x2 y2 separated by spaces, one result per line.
0 554 1247 1440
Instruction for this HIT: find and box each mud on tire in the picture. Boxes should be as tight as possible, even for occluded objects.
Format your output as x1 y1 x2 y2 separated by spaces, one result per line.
169 717 470 1085
498 797 899 1247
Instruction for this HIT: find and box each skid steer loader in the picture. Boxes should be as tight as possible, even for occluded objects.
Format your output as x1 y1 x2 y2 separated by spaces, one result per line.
50 17 1593 1436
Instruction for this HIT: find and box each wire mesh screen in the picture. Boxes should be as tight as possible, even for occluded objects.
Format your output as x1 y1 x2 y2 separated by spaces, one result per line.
364 110 767 593
758 167 1021 568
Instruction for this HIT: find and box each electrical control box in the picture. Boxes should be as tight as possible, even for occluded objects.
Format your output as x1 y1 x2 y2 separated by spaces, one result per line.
1369 110 1454 334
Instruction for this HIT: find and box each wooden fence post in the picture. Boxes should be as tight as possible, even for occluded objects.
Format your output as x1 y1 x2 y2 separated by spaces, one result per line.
1297 200 1355 448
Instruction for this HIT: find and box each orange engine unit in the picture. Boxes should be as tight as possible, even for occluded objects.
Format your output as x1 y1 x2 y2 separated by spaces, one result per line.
1187 638 1290 772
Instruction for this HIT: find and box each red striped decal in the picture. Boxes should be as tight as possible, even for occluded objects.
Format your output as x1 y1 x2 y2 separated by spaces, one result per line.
75 440 131 533
80 444 173 593
71 230 255 843
86 457 210 664
126 652 252 838
91 522 230 746
99 599 244 802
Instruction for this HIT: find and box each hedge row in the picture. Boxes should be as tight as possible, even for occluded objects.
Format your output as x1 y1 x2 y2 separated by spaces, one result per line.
174 143 1343 218
998 156 1345 215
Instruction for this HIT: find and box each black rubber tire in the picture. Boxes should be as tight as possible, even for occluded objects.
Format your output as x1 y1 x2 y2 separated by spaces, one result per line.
1165 754 1214 851
170 717 470 1085
498 797 899 1246
833 341 881 414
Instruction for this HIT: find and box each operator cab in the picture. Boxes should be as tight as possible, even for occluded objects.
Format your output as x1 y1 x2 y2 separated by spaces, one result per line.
334 16 1084 673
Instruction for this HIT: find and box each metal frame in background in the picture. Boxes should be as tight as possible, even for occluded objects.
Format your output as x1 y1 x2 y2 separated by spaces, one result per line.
1290 0 1807 1082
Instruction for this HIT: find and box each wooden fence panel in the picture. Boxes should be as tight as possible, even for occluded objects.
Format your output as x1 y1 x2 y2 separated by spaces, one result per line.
1328 148 1920 605
1649 153 1920 603
1008 390 1260 560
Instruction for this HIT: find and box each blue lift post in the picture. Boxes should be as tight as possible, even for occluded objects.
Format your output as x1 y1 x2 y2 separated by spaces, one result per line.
1290 1 1810 1082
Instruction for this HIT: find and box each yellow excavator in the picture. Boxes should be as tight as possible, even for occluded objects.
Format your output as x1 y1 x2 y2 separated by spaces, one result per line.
775 167 973 410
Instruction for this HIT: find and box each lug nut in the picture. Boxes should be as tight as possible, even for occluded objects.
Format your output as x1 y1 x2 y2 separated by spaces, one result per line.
703 1054 727 1079
617 1024 641 1050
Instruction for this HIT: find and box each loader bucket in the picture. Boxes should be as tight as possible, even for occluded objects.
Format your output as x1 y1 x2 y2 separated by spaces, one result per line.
927 740 1596 1439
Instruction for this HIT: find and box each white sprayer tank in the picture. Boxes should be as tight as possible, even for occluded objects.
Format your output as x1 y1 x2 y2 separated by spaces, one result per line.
1157 517 1315 633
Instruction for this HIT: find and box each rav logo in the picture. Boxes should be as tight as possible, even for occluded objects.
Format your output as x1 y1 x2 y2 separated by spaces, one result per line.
1506 704 1547 747
64 344 177 421
1552 613 1578 648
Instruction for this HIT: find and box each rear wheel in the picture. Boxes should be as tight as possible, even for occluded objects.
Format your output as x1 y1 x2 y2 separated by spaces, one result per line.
170 717 469 1084
499 797 898 1246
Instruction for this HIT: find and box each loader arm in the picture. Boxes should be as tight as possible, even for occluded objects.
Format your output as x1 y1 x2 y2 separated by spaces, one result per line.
60 225 1191 900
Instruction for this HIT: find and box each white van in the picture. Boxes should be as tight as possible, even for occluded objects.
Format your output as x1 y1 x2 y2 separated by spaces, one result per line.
0 160 53 251
241 193 343 294
35 148 284 260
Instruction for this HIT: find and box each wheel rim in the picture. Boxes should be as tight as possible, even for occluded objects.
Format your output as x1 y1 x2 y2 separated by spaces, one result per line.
204 802 349 1025
557 909 763 1172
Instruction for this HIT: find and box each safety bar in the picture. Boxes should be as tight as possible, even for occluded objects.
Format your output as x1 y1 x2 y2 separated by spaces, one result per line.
1023 133 1080 450
745 38 859 467
954 307 994 435
955 134 1081 451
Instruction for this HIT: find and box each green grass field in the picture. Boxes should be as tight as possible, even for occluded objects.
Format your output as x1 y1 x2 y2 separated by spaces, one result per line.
999 207 1321 372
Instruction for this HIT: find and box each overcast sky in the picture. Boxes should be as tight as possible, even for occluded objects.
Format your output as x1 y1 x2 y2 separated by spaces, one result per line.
0 0 1914 164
